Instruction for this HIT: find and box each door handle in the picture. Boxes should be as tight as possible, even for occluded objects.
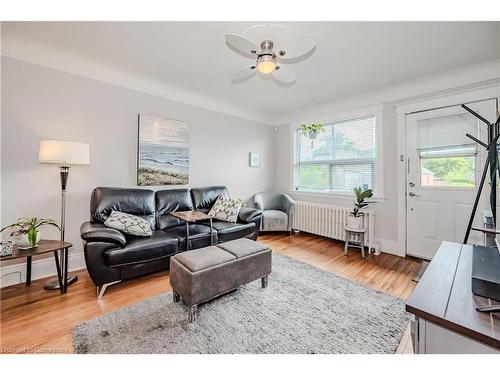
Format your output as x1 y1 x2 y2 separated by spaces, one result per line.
409 192 421 197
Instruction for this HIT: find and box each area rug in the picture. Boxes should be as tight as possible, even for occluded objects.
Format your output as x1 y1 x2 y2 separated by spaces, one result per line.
73 253 410 354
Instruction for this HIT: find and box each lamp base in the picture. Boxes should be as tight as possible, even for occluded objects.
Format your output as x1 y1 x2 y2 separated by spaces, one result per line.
43 274 78 290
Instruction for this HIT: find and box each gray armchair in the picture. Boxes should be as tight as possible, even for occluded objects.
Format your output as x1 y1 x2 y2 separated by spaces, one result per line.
253 192 295 233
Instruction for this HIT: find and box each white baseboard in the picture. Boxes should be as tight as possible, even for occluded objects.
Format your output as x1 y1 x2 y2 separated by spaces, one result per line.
0 251 86 288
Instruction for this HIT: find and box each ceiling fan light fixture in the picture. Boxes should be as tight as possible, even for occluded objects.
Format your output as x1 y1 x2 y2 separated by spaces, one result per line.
256 55 276 74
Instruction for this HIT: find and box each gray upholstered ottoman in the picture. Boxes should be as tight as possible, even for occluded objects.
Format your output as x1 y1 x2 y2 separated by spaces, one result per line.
169 238 272 322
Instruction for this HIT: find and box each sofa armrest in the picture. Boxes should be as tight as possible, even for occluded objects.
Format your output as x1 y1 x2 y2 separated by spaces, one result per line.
80 221 126 248
238 207 262 224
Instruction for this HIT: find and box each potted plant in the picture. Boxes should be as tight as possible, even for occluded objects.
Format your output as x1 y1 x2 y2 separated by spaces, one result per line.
347 187 374 229
300 123 323 139
300 123 323 147
1 217 60 249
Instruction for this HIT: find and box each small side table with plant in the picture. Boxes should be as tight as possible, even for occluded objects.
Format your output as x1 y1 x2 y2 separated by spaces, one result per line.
345 187 374 259
0 217 73 293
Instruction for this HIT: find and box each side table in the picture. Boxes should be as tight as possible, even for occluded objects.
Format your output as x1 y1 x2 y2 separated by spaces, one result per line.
344 226 367 259
0 239 73 293
169 211 214 250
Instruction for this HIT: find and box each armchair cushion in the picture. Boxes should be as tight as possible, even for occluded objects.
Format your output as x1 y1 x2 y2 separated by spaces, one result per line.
80 221 127 248
261 210 289 231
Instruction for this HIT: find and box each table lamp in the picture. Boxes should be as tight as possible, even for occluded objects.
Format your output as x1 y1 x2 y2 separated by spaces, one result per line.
39 140 90 290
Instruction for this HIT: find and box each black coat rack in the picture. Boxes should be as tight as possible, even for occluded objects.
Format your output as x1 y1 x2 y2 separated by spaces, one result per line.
462 104 500 244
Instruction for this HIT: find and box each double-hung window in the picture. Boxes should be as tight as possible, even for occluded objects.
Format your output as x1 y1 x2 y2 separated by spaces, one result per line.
294 115 377 193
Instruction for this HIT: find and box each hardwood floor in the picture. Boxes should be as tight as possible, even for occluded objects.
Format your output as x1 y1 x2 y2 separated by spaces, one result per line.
0 232 420 354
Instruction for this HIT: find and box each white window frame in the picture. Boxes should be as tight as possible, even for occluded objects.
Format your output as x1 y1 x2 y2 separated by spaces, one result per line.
289 105 384 199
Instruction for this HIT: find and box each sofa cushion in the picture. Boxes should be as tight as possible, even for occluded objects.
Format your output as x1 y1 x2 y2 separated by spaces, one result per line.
90 187 156 229
155 189 194 230
173 246 236 272
207 221 255 242
104 230 178 267
162 223 218 251
104 211 153 237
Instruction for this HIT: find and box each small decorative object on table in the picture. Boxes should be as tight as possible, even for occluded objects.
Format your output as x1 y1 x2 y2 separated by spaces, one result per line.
347 187 373 229
0 241 14 257
0 217 60 249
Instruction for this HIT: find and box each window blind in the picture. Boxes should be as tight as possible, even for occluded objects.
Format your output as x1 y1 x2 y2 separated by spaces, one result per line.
417 113 479 150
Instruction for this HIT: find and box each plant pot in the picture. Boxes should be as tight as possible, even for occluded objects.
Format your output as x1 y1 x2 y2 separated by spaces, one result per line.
308 129 318 139
13 230 41 249
347 213 364 230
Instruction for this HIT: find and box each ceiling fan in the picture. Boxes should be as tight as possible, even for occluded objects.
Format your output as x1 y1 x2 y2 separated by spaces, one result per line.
225 24 316 84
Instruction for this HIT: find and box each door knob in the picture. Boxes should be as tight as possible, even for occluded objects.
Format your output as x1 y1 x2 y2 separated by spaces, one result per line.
409 192 420 197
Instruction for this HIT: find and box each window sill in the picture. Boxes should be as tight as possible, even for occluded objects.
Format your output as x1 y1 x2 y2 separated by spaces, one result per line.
289 189 387 202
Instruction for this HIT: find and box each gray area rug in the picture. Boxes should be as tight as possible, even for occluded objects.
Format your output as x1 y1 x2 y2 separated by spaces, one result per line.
73 253 410 354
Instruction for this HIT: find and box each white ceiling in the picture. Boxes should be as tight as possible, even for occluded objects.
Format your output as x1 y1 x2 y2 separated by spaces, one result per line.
2 22 500 122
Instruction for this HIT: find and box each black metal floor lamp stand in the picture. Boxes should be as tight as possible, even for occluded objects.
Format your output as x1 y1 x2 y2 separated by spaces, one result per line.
43 165 78 291
462 103 500 244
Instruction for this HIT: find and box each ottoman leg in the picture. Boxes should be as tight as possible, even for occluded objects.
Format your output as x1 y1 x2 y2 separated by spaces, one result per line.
188 305 198 323
173 290 180 303
261 275 269 288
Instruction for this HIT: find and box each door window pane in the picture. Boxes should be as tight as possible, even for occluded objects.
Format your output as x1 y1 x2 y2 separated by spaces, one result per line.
421 155 475 188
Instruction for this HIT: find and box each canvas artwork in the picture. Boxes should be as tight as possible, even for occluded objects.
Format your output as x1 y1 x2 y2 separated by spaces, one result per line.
137 114 190 186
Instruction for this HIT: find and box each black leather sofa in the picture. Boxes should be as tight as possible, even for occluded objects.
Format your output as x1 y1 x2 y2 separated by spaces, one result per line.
80 186 262 298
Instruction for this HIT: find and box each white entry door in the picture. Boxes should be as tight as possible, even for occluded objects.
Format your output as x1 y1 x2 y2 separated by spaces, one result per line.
406 99 498 259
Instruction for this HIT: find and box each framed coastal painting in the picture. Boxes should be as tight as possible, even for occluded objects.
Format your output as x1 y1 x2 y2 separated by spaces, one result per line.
137 114 190 186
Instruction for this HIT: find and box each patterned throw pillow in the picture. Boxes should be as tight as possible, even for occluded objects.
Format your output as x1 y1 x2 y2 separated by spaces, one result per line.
104 211 152 237
208 194 243 223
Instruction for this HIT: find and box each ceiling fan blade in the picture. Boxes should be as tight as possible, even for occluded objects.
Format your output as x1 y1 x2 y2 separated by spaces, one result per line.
277 35 316 60
242 23 292 45
272 65 296 84
230 66 256 82
225 33 258 58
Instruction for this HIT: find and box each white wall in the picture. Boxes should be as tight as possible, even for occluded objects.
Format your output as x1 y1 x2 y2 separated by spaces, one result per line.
273 60 500 256
0 57 275 285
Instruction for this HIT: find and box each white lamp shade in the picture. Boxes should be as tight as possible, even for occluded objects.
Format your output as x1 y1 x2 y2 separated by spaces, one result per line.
39 140 90 165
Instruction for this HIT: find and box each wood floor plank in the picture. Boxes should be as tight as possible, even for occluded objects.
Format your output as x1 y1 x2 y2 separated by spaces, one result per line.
1 232 419 354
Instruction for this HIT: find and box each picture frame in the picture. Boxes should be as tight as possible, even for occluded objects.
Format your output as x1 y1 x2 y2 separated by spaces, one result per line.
249 152 261 167
137 114 190 186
